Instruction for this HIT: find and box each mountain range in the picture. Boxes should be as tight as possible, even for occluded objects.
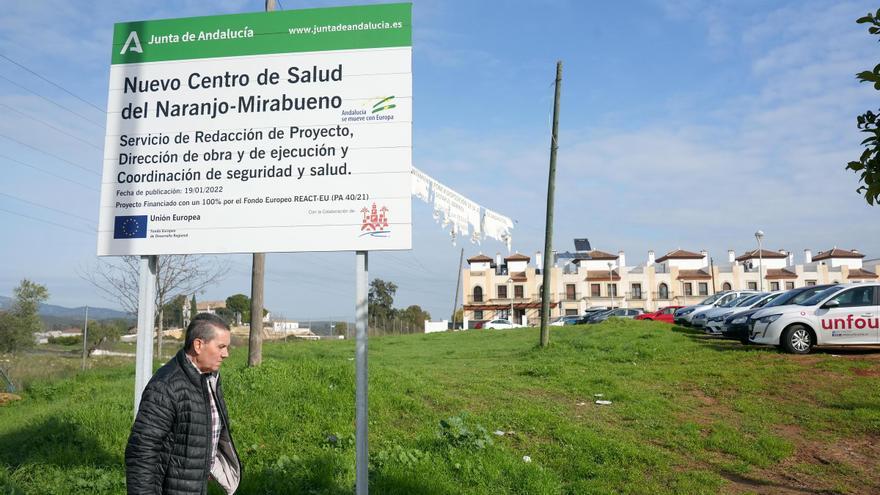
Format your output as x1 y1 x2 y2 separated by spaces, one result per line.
0 296 129 320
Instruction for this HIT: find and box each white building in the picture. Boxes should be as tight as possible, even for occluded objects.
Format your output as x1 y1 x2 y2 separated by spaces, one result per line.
462 243 876 327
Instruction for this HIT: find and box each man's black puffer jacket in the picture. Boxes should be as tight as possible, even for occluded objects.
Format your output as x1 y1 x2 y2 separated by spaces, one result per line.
125 349 238 495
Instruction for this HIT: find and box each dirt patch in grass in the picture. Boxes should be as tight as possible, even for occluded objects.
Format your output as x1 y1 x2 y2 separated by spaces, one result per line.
851 366 880 377
720 425 880 495
673 384 879 495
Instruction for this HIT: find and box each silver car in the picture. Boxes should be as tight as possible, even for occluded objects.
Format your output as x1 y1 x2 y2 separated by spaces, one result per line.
704 292 780 335
681 291 758 327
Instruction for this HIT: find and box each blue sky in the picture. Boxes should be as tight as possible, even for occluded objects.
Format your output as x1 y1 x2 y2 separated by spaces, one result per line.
1 0 878 322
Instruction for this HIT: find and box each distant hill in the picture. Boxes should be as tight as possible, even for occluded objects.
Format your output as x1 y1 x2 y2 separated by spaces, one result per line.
0 295 130 321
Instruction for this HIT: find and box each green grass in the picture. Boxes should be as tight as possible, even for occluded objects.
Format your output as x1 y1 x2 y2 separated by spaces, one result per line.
1 320 879 494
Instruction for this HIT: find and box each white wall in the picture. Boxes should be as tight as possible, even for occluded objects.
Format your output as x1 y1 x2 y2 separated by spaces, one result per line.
579 259 618 271
743 257 787 270
668 258 706 270
828 258 862 269
424 320 448 333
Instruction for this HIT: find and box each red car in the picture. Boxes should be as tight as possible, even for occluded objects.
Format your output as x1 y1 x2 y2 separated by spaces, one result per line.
635 306 683 324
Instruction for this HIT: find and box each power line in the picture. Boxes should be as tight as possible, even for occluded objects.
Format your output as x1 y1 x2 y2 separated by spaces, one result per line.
0 191 93 224
0 73 105 128
0 132 101 176
0 103 101 150
0 153 99 191
0 206 92 236
0 53 105 113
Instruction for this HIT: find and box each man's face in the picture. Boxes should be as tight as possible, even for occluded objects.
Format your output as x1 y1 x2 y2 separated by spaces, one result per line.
192 327 231 373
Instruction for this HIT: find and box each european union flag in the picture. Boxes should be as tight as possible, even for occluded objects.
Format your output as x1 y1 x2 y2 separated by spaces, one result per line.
114 215 148 239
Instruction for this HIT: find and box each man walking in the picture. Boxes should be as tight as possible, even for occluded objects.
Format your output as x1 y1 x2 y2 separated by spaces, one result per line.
125 313 241 494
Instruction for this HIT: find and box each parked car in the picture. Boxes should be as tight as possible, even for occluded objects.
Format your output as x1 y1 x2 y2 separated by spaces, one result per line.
691 292 760 328
483 318 520 330
635 306 684 324
749 283 877 354
675 291 758 326
703 292 778 335
550 315 581 326
586 308 643 324
575 307 611 324
721 284 836 343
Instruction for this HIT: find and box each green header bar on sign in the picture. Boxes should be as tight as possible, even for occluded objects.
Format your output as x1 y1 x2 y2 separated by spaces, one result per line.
112 3 411 65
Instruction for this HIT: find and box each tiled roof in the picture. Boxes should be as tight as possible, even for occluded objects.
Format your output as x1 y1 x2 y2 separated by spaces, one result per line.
656 249 704 263
765 268 798 280
504 253 531 262
676 269 712 280
509 271 528 282
466 254 493 263
576 249 618 261
735 249 788 261
813 248 865 261
585 270 621 281
847 268 878 279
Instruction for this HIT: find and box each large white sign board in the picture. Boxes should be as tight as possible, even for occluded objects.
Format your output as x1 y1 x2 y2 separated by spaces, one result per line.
98 4 412 255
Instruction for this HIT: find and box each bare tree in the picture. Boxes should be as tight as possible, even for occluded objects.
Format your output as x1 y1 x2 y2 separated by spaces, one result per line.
81 255 230 359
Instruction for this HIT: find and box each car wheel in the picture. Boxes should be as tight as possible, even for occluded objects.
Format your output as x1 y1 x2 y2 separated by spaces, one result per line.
781 325 813 354
739 336 751 345
643 318 653 321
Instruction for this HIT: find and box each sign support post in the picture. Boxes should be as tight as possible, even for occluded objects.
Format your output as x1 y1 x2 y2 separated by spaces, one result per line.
134 255 157 416
355 250 369 495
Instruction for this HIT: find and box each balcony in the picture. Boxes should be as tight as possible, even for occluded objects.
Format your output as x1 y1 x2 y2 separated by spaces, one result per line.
651 291 672 301
465 293 565 305
561 291 581 302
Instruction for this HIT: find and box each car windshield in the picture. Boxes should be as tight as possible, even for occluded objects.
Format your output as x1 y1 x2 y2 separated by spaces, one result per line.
700 293 723 305
735 294 764 307
764 286 822 307
719 295 747 308
754 293 783 308
797 286 843 306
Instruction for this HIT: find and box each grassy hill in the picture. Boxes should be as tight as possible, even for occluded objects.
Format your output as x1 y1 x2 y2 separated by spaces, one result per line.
1 321 879 494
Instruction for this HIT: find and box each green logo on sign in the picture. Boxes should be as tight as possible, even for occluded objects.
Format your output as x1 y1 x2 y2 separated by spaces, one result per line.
120 31 143 55
372 96 396 114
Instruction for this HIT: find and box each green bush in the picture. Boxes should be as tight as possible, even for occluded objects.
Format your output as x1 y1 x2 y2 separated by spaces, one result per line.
48 336 82 346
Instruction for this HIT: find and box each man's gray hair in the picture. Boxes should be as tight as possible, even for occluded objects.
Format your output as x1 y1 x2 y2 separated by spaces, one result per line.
185 313 230 352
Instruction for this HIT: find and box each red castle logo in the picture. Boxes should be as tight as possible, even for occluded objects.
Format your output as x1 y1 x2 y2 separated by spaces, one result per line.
360 202 391 237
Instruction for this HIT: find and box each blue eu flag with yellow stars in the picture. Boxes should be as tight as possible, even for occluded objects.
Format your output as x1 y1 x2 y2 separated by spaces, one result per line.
114 215 148 239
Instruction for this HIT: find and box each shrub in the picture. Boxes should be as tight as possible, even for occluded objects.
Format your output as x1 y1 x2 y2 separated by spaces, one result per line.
48 336 82 346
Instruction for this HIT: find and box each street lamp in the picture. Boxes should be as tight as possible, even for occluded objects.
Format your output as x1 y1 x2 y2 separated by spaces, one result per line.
607 262 615 309
507 278 514 324
754 230 765 291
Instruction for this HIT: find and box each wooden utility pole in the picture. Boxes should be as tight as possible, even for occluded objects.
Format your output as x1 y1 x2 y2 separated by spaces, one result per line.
451 248 464 329
710 257 716 294
248 0 276 367
81 306 89 371
249 253 264 367
539 61 562 348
